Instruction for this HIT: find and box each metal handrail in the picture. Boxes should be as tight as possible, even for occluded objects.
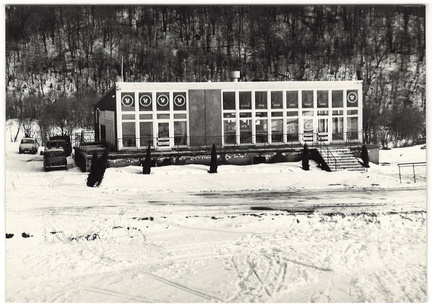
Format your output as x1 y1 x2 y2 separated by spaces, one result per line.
397 162 426 183
316 134 337 170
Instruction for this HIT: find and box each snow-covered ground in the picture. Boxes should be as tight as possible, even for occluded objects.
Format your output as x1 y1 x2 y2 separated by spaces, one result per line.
4 132 427 303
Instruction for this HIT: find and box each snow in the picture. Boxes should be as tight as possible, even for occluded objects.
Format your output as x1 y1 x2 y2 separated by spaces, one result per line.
3 126 428 303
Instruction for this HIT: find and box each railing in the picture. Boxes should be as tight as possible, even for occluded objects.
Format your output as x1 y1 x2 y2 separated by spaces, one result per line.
397 162 426 183
345 132 362 158
316 134 337 171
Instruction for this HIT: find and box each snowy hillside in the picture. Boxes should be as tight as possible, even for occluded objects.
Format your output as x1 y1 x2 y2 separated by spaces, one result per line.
4 133 427 303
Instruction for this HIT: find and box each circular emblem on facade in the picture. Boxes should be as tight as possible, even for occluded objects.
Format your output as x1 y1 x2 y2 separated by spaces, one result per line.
174 94 186 107
347 92 358 104
140 95 152 107
121 94 134 107
157 94 169 107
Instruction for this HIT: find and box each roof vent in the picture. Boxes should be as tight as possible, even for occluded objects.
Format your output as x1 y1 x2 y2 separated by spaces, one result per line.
229 71 240 82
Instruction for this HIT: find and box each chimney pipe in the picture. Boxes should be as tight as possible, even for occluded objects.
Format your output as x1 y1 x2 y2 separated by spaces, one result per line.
229 71 240 82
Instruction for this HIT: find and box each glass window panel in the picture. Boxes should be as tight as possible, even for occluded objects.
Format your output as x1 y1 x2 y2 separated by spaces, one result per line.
332 90 343 108
347 110 358 115
223 92 236 110
139 93 152 111
302 91 314 108
224 119 236 144
174 113 187 119
240 112 252 118
286 118 298 142
139 114 153 120
157 114 170 119
121 93 135 112
122 114 135 120
286 91 298 108
174 121 187 146
271 112 283 117
287 111 298 117
271 119 283 142
122 122 136 147
318 118 328 133
347 90 359 107
255 119 268 143
271 91 283 109
239 92 252 109
156 92 170 111
332 117 344 140
302 110 314 116
317 90 329 108
173 92 187 111
332 110 343 115
317 110 329 116
240 119 252 144
140 122 153 146
157 122 169 139
255 91 268 109
255 112 268 117
224 112 236 118
347 117 359 139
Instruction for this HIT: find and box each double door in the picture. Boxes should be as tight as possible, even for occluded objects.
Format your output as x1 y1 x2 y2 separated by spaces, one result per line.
302 117 329 144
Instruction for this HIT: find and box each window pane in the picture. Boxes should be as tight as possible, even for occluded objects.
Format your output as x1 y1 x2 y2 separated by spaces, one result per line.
240 119 252 144
174 121 187 146
140 122 153 146
224 119 236 144
255 91 267 109
332 90 343 108
173 92 187 111
302 91 314 108
121 93 135 111
271 91 283 109
156 92 170 111
122 122 136 147
332 117 344 140
317 90 329 108
255 119 268 143
239 92 252 109
223 92 236 110
286 118 298 142
139 93 152 111
271 119 283 142
286 91 298 108
347 117 359 139
347 90 359 107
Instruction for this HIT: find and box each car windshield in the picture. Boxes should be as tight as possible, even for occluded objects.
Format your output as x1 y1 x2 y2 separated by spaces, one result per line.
48 141 65 147
45 151 65 157
21 139 34 144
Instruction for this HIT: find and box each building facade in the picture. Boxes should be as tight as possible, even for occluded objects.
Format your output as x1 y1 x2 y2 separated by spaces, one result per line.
94 80 363 151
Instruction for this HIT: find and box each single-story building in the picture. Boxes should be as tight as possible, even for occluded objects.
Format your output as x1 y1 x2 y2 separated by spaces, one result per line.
93 77 362 151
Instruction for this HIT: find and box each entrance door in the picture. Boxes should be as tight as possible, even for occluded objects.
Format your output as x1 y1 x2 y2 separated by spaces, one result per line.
302 118 314 144
157 122 171 148
317 118 329 143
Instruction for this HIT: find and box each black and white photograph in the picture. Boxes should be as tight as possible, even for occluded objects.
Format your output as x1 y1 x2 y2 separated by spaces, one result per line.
3 1 428 303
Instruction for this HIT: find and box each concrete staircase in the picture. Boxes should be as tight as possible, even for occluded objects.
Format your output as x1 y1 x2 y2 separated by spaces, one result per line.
318 147 365 172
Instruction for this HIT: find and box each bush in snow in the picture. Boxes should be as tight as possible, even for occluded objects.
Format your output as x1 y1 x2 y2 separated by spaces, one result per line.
87 147 109 187
140 145 152 174
360 144 370 167
208 144 218 173
302 143 310 170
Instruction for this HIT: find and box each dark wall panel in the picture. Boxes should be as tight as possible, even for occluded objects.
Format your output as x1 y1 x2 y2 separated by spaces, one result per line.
205 90 222 146
188 90 206 146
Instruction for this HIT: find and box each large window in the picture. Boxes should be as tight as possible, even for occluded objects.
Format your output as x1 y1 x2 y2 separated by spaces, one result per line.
347 117 359 139
139 122 153 146
223 92 236 110
122 122 136 147
271 119 283 143
224 119 236 144
332 117 343 140
286 118 298 142
240 119 252 144
174 121 187 146
302 91 314 108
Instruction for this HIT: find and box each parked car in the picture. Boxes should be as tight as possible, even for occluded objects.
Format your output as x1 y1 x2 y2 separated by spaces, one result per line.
48 135 72 156
19 137 39 154
43 147 67 171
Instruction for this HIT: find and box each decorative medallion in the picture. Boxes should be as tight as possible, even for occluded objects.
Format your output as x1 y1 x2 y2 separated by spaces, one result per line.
347 92 358 104
121 94 134 107
157 94 169 107
140 94 152 107
174 94 186 107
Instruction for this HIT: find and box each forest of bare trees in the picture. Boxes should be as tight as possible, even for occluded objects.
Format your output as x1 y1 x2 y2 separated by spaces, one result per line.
5 5 426 146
